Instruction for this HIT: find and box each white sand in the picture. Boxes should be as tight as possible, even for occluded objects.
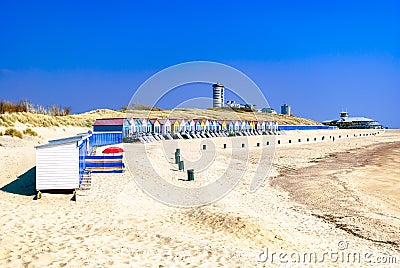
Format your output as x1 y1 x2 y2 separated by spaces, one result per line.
0 128 399 267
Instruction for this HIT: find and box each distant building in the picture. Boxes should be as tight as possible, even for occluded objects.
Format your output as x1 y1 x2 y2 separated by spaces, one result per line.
244 104 257 110
212 83 224 108
281 104 291 115
322 112 383 129
225 100 257 110
226 100 242 108
261 107 277 114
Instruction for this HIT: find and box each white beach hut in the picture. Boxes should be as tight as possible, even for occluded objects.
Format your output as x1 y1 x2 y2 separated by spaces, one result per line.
35 133 91 197
260 121 267 132
180 119 187 132
158 119 171 134
188 119 195 132
234 120 240 132
204 119 210 131
209 120 217 131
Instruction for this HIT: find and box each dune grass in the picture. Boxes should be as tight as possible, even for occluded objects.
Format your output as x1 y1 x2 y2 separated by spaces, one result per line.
0 108 320 128
23 128 38 137
4 128 23 139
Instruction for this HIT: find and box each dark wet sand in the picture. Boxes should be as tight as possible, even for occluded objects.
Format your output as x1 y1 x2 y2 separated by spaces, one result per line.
271 141 400 250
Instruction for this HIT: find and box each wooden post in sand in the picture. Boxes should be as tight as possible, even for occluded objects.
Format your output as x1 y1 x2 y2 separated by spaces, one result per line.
179 160 184 171
187 169 194 181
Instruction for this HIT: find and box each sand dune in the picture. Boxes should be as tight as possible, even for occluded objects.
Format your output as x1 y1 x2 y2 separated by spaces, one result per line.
0 108 319 128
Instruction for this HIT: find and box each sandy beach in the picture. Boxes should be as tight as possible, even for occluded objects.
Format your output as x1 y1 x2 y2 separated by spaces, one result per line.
0 127 399 267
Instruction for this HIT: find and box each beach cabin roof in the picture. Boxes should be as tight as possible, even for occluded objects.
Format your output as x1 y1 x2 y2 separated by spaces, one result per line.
158 119 170 124
93 118 126 126
35 133 91 149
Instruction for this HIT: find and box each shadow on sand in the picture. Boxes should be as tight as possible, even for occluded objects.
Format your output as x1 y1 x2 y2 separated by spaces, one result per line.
1 166 36 196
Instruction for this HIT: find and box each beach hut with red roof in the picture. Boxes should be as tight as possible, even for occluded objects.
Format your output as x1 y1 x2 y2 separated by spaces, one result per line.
93 118 132 138
158 119 171 134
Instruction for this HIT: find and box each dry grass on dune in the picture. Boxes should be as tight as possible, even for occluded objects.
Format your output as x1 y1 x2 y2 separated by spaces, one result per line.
0 108 320 128
0 109 125 128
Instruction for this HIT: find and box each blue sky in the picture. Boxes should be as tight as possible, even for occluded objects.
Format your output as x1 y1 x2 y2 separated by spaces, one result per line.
0 1 399 127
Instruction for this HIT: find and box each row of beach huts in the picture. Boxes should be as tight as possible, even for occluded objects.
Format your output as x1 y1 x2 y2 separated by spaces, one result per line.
35 117 337 199
93 118 281 143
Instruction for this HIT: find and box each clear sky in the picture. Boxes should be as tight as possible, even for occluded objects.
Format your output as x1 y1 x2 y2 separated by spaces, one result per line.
0 1 399 127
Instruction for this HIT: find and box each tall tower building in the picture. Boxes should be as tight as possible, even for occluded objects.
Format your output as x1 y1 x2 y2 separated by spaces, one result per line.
212 83 224 108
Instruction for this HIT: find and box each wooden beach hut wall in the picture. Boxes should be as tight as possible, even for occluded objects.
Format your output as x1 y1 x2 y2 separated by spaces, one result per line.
170 119 181 134
124 119 132 137
194 120 202 131
150 119 161 134
92 118 126 147
35 133 91 192
181 120 192 132
215 121 222 131
207 120 212 131
180 119 186 132
141 118 148 134
228 121 234 132
209 120 217 131
189 120 195 132
89 132 122 149
221 120 227 131
134 119 143 134
93 118 131 138
244 121 249 131
200 119 206 131
235 121 240 131
273 121 278 131
239 121 246 131
205 120 211 131
127 118 135 133
245 121 250 131
236 121 241 131
250 121 256 131
146 119 153 133
158 119 171 134
260 121 266 131
266 121 271 131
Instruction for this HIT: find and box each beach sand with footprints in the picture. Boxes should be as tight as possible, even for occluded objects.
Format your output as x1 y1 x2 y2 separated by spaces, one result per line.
0 127 399 267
